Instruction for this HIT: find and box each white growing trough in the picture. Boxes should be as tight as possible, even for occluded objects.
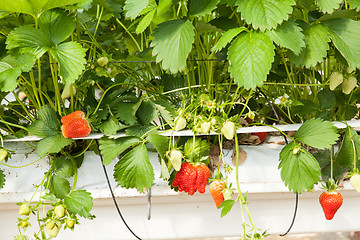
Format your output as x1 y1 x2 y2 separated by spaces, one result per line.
1 121 360 239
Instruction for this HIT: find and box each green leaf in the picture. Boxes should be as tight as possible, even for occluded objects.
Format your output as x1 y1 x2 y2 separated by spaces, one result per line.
189 0 220 17
294 118 339 149
314 150 344 182
235 0 296 30
15 52 36 71
28 105 59 137
151 19 195 73
267 19 305 55
0 0 84 17
0 66 21 92
291 99 319 115
6 26 50 58
212 27 246 52
184 138 210 160
39 10 75 45
124 0 149 20
52 156 74 178
317 88 336 110
114 143 154 192
36 134 74 157
289 23 330 67
279 141 321 193
316 0 342 13
0 169 5 190
99 137 141 165
349 0 360 10
219 200 236 217
136 100 157 125
50 42 86 85
228 31 274 89
335 126 360 169
135 9 155 34
153 102 174 125
64 190 94 219
160 158 170 179
125 125 157 138
115 101 142 125
99 115 121 135
322 18 360 70
48 174 70 199
146 134 169 159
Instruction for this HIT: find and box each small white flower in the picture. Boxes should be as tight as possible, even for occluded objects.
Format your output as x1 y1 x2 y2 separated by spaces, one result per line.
274 94 290 105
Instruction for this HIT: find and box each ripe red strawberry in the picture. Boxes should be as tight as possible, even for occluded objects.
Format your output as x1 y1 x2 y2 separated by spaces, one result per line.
209 180 225 208
172 162 197 195
194 164 211 194
251 132 268 143
319 191 343 220
61 111 91 138
61 111 85 124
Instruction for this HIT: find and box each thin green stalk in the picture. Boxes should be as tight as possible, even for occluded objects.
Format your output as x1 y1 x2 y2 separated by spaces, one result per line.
49 54 62 114
0 156 45 168
0 118 28 131
115 17 142 52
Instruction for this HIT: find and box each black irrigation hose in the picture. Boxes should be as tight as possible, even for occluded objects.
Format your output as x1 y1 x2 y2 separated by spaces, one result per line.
257 88 298 237
95 139 142 240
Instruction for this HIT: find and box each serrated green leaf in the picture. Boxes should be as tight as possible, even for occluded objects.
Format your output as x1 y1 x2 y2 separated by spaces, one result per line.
184 138 210 161
212 27 246 52
228 31 274 90
316 0 342 13
349 0 360 9
6 26 50 58
39 10 75 45
124 0 149 19
151 19 195 73
64 190 94 219
267 19 305 55
28 105 59 137
135 9 155 34
146 134 169 158
291 99 319 115
99 137 141 165
36 134 74 157
322 18 360 70
279 141 321 193
116 101 142 125
189 0 220 17
157 0 172 16
153 102 174 124
0 0 83 17
15 53 36 71
313 150 344 182
114 143 154 193
0 66 21 92
50 41 86 85
335 126 360 169
160 158 170 179
125 125 157 138
52 156 74 178
317 88 336 110
289 23 329 67
0 169 5 190
99 115 121 135
136 100 157 125
48 174 70 199
294 118 339 149
219 199 235 217
235 0 295 30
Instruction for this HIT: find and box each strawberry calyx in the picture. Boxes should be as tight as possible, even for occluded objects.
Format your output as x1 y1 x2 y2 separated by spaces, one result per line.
321 179 339 192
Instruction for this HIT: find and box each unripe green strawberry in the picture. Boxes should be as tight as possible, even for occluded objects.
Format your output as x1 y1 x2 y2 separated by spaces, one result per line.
54 205 65 218
21 220 29 228
221 121 236 140
14 235 29 240
223 187 233 200
168 149 183 171
97 56 109 67
174 116 187 131
66 219 75 228
0 148 8 162
45 220 61 238
200 121 211 134
350 174 360 192
342 76 357 95
19 204 30 216
329 72 343 91
61 85 76 100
